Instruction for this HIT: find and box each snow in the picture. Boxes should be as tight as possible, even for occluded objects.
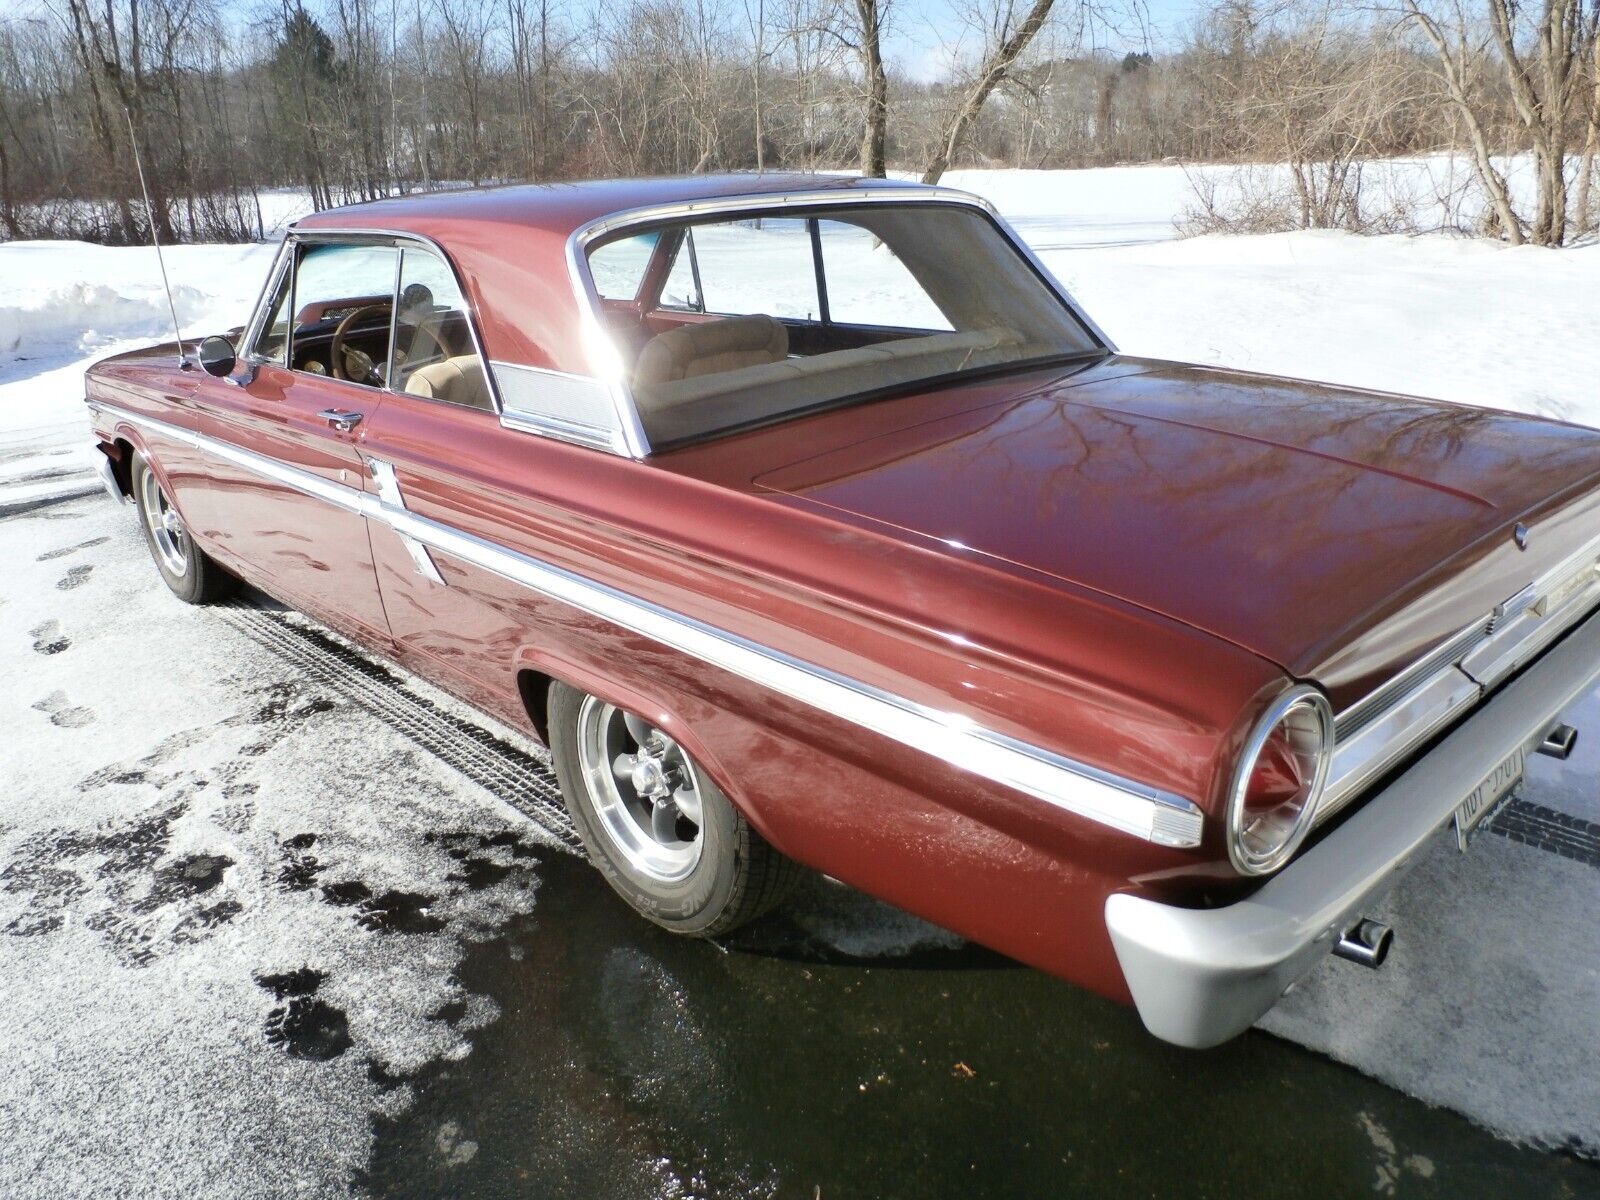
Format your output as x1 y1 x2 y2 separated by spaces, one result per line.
0 241 277 508
0 500 559 1198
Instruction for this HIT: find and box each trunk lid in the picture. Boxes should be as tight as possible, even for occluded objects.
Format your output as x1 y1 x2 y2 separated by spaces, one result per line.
752 360 1600 704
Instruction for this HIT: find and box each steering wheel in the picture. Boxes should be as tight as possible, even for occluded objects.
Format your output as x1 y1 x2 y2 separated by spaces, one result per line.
330 302 392 384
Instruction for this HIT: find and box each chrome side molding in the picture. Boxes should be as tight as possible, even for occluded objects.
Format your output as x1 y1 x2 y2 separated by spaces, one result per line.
95 400 1206 848
367 458 444 586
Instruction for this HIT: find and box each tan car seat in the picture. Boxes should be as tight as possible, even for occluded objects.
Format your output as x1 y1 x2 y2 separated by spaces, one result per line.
633 315 789 388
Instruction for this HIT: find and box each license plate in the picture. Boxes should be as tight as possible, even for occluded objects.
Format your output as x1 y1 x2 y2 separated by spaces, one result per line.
1453 747 1524 850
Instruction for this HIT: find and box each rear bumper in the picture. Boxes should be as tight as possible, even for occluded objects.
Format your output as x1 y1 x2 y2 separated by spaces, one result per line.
1106 606 1600 1049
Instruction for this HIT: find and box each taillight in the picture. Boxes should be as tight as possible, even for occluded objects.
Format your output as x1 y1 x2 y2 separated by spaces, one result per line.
1227 686 1333 875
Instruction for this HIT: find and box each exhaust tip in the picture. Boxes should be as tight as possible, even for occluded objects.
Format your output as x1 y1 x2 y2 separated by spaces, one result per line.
1334 918 1393 969
1537 724 1579 761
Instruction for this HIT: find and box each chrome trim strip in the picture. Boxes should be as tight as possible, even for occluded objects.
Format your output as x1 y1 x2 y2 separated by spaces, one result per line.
1319 666 1481 825
369 458 445 585
499 409 620 453
1464 571 1600 688
98 400 1204 848
563 184 1119 460
1333 617 1490 740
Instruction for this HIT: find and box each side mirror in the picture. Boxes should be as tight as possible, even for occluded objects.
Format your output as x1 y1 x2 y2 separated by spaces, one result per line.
197 335 237 378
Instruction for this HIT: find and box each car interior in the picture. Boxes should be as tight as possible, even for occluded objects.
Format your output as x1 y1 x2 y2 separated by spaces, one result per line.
587 205 1099 446
254 243 494 412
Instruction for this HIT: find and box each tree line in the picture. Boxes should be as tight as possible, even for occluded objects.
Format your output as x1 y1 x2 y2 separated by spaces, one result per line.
0 0 1596 247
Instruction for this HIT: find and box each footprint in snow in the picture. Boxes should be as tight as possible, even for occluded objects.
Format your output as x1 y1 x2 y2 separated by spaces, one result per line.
36 536 109 562
32 690 96 728
274 832 322 892
256 967 353 1061
55 565 94 590
29 620 69 655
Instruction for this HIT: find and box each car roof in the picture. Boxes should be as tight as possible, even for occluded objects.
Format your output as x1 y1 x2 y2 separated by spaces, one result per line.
293 173 930 240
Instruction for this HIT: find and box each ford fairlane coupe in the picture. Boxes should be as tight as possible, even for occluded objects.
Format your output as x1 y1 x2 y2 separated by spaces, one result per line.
84 175 1600 1047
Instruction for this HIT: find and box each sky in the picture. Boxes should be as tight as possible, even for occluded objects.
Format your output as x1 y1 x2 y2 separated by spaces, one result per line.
883 0 1207 81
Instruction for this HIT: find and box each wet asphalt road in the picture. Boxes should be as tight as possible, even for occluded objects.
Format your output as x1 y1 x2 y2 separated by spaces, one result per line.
361 857 1600 1200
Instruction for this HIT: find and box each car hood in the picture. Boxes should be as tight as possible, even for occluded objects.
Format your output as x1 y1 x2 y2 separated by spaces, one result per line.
753 359 1600 703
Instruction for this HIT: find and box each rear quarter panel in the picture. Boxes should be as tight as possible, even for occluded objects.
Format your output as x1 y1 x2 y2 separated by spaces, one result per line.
361 394 1285 1000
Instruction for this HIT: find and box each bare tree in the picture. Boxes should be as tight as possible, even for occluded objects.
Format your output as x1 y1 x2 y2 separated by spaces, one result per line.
1404 0 1598 245
920 0 1059 185
843 0 889 176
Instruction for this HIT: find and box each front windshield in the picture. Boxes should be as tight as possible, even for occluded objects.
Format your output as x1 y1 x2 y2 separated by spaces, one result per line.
587 204 1101 447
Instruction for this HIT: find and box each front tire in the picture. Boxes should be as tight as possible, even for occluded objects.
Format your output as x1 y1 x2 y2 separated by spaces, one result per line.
548 682 800 936
131 452 235 604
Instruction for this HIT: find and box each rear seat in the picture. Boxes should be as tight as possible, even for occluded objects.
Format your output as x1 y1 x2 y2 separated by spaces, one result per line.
635 328 1024 443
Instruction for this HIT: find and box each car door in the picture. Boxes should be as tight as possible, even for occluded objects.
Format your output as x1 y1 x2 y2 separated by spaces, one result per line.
192 237 396 646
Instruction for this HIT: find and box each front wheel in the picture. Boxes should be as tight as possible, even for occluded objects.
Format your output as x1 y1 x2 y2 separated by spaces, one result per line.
131 452 236 604
548 682 800 936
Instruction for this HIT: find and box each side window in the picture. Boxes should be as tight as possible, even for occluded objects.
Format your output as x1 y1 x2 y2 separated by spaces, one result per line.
683 218 820 320
250 258 292 364
290 242 399 388
391 247 494 411
589 232 658 302
816 219 951 331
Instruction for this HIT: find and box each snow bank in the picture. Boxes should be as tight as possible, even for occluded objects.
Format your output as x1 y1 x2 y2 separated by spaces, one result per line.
0 241 271 362
1049 229 1600 426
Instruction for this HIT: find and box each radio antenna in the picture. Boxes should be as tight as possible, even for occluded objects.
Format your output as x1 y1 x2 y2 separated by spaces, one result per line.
124 109 187 367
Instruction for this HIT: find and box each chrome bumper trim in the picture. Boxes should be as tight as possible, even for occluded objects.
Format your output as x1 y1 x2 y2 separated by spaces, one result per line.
1106 606 1600 1048
94 400 1204 847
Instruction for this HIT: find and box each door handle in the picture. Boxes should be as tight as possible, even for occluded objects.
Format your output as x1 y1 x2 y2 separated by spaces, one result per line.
318 408 363 433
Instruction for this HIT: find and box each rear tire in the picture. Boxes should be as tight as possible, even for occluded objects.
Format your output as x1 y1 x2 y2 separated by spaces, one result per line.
547 681 800 936
131 452 236 605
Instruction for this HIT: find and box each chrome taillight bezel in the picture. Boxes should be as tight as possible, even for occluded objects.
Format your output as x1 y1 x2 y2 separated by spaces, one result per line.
1227 685 1335 876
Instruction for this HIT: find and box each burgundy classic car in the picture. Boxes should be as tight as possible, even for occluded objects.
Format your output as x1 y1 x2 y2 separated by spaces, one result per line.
84 174 1600 1047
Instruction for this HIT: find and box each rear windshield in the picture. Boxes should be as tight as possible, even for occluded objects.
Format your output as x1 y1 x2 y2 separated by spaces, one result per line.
586 204 1100 447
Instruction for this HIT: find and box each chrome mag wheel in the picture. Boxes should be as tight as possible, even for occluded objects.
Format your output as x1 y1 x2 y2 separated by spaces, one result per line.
575 696 705 883
138 467 191 576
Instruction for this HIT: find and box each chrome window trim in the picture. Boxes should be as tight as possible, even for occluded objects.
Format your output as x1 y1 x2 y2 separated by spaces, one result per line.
97 398 1204 849
238 237 294 367
563 185 1120 461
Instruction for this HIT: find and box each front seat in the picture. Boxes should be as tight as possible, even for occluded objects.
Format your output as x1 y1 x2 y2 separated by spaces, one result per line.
633 315 789 388
403 355 493 410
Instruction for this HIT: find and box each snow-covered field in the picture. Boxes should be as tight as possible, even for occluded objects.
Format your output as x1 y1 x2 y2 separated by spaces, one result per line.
3 162 1600 1194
